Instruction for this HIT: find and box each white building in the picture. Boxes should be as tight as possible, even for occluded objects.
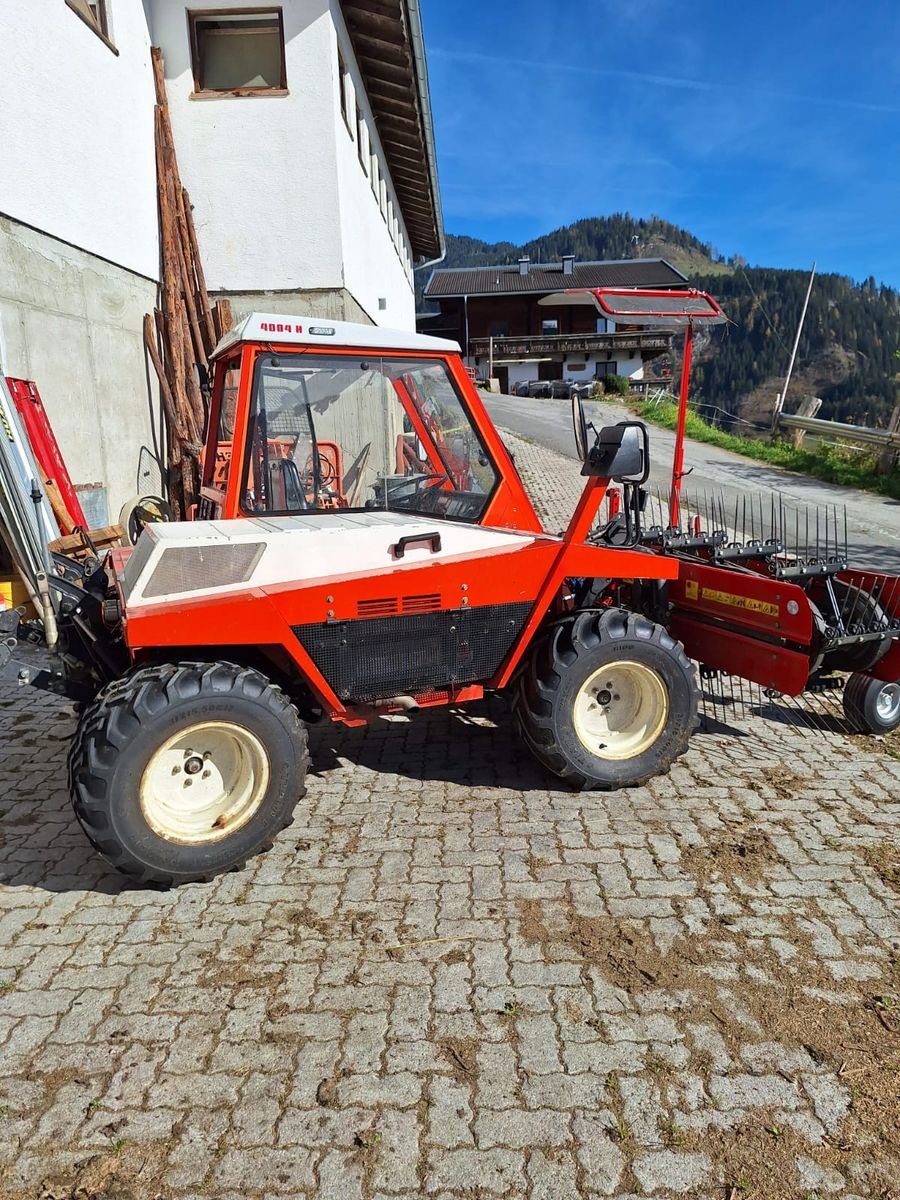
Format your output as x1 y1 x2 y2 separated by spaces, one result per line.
0 0 443 522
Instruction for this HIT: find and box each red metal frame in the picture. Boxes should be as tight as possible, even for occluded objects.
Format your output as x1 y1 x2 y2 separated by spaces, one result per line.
6 377 88 530
567 288 726 528
200 342 544 533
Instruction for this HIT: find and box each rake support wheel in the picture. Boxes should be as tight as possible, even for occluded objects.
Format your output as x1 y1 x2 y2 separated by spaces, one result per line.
842 673 900 735
69 661 309 886
514 608 698 790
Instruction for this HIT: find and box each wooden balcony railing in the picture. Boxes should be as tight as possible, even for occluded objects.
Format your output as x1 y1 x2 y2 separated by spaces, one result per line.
469 331 673 358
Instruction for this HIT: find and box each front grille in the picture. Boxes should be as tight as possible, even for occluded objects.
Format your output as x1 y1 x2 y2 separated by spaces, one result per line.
293 602 532 703
142 543 265 598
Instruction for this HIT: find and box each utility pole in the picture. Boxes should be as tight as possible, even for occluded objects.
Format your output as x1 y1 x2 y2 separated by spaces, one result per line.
771 263 816 432
877 349 900 475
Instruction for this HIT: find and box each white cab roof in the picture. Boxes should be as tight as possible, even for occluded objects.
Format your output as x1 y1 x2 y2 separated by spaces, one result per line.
213 313 460 358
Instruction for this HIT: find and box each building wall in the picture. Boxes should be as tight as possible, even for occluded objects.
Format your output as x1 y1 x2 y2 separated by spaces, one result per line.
0 3 159 280
0 218 163 520
329 1 416 329
0 6 161 519
151 0 416 327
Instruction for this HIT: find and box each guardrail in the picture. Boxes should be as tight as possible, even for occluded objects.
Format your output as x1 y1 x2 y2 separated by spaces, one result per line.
777 413 900 450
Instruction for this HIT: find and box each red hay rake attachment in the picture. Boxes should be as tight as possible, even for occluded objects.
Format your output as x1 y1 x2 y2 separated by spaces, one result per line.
563 287 900 737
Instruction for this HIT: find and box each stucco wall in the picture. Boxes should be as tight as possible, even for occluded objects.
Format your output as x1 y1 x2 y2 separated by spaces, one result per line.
151 0 343 295
329 1 416 329
150 0 416 326
0 218 163 518
0 4 158 280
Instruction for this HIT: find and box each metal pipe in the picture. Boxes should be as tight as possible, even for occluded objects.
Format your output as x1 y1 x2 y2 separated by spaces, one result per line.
772 262 815 430
669 320 694 527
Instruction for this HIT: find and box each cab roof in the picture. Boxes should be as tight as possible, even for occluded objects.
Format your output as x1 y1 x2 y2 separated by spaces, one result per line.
212 313 460 359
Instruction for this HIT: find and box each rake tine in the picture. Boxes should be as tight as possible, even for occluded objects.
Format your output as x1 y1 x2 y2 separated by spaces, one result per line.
847 573 864 634
815 505 821 562
782 691 819 733
844 505 849 563
805 506 810 564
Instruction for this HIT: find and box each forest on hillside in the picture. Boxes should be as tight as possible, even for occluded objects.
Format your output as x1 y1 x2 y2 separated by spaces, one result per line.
418 216 900 427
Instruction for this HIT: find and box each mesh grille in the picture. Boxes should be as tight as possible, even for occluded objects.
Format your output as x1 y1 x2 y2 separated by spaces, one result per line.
293 602 532 702
142 543 265 598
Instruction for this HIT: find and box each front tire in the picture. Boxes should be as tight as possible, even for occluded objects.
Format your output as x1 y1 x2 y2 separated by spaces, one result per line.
842 673 900 734
69 662 309 886
513 609 698 789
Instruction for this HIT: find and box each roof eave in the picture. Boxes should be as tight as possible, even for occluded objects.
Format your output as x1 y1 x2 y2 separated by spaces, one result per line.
340 0 444 262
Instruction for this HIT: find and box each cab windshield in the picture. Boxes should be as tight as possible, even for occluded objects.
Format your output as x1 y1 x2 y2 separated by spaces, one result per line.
240 354 498 522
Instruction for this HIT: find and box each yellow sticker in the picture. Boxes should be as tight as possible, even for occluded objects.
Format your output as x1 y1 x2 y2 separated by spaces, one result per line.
685 579 699 601
701 587 779 618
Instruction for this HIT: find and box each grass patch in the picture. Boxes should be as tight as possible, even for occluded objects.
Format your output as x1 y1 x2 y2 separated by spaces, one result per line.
632 398 900 500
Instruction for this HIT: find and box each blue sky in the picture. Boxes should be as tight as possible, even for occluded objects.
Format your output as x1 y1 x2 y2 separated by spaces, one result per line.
420 0 900 285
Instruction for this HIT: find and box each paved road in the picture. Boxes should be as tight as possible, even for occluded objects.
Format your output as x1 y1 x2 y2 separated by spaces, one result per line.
485 394 900 573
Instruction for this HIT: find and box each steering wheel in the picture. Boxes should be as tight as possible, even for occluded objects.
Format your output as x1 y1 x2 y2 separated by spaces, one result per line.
386 472 449 500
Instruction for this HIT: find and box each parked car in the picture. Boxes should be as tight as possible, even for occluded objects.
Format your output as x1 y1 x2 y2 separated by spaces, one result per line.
527 380 553 398
549 379 596 400
511 380 532 396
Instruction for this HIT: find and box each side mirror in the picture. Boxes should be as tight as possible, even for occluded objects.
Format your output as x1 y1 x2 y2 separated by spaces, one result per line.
582 422 649 482
572 392 589 460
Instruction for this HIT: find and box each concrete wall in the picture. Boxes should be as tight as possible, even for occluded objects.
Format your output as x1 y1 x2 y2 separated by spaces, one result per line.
151 0 416 327
0 3 158 279
0 218 163 518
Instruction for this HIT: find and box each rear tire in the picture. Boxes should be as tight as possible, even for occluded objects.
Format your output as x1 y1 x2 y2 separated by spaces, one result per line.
513 609 698 789
69 661 309 886
842 673 900 734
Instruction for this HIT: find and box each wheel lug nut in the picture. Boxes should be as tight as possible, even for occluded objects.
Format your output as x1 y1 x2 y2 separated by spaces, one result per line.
202 770 210 779
171 766 180 775
184 779 192 788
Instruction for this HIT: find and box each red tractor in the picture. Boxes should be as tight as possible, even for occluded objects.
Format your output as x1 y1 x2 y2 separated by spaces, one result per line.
3 293 898 885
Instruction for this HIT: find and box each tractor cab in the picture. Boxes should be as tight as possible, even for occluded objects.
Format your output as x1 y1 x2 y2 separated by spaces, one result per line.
197 314 542 534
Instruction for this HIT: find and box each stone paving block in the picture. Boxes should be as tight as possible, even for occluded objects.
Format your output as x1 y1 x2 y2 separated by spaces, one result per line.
632 1150 711 1193
3 430 900 1198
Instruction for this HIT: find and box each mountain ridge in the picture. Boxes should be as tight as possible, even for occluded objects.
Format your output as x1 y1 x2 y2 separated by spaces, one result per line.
418 215 900 426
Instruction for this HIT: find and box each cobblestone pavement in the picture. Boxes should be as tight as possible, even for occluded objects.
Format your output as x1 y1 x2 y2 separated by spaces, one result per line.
1 434 899 1199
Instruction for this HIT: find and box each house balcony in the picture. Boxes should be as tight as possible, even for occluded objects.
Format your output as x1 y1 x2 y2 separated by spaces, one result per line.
469 331 672 359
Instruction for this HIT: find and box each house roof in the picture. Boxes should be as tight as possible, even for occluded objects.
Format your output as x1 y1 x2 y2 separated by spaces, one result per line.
340 0 444 261
423 258 687 298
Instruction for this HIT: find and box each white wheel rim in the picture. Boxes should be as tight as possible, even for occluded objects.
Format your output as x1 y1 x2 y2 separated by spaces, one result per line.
140 721 270 845
875 682 900 724
573 660 669 760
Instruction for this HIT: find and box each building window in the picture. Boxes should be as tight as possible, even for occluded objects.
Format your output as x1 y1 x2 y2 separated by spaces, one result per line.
337 46 350 130
189 9 287 97
65 0 118 53
542 319 560 335
489 321 510 338
370 151 379 196
356 106 368 173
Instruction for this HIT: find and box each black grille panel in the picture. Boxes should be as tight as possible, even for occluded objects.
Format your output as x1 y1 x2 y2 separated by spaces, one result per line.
293 602 532 703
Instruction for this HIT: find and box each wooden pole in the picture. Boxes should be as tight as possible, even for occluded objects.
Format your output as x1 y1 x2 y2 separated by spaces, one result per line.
180 188 217 351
